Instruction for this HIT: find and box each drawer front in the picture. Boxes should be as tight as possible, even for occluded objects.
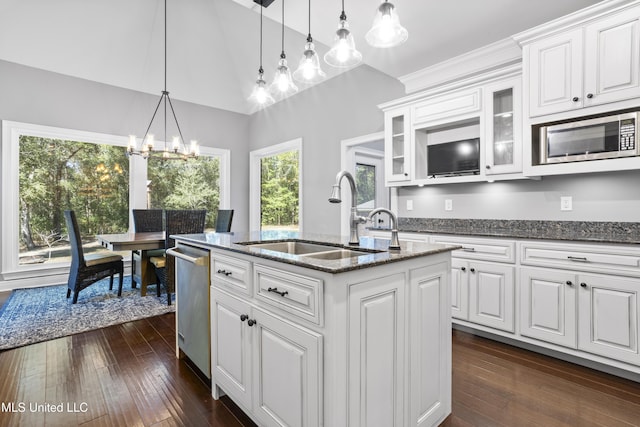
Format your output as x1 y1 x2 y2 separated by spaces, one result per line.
412 88 481 125
432 235 516 263
211 252 252 296
520 241 640 277
254 264 323 325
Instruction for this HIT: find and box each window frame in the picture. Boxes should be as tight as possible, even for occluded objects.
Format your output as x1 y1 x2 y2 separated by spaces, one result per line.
249 138 303 233
1 120 229 285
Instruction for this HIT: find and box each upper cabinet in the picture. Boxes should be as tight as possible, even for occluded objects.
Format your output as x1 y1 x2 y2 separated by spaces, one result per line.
526 6 640 117
484 77 522 175
384 107 412 183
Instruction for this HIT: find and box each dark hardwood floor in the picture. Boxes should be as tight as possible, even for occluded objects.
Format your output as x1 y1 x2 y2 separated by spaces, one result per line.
1 312 639 426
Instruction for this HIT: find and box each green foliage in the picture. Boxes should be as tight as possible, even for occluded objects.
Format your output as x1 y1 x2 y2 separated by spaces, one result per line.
356 163 376 207
148 156 220 228
260 151 299 227
19 136 130 251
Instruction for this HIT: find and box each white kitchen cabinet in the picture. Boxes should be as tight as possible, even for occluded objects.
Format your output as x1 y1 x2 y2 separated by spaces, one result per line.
384 107 412 183
526 5 640 117
520 267 577 348
577 273 640 366
484 76 523 175
450 258 469 321
211 288 322 427
468 260 515 333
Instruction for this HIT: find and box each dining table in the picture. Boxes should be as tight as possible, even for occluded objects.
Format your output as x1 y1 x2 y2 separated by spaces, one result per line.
96 231 165 296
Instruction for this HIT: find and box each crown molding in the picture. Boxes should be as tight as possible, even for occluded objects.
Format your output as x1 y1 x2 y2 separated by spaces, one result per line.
513 0 640 45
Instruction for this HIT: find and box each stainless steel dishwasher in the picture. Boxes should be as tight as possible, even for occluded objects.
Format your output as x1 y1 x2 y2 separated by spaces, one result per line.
166 243 211 379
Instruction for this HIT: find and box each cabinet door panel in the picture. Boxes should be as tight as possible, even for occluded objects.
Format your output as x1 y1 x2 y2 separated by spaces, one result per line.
468 262 515 332
584 10 640 106
451 259 468 320
578 274 640 365
253 308 322 427
520 268 577 348
410 264 451 427
211 289 252 410
528 29 583 116
349 273 405 427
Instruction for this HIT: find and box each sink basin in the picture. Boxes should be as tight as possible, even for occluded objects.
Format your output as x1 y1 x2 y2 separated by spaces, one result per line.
238 240 383 260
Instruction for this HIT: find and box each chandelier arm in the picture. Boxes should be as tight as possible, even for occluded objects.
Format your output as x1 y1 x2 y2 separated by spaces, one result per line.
166 94 187 152
141 92 167 143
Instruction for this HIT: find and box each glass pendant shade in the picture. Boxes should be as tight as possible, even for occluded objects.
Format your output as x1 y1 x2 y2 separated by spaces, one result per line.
366 1 408 48
248 69 275 107
293 39 326 84
270 56 298 97
324 14 362 68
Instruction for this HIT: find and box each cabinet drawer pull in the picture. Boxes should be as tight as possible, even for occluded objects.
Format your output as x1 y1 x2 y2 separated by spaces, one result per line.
580 283 588 288
461 247 476 252
178 332 185 341
240 314 248 322
247 319 257 327
567 256 588 262
217 269 232 276
268 287 289 297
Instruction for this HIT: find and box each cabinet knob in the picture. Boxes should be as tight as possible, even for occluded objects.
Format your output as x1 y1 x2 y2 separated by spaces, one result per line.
404 173 408 176
580 283 587 288
470 268 476 273
240 314 248 322
566 280 573 286
586 93 594 99
572 96 579 102
486 165 491 169
460 267 466 272
247 319 257 327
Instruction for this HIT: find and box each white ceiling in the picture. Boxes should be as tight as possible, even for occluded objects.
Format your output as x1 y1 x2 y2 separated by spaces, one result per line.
0 0 602 115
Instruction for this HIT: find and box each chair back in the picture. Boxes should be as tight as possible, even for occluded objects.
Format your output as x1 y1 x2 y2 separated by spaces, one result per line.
133 209 164 232
64 210 85 266
164 209 207 288
215 209 234 232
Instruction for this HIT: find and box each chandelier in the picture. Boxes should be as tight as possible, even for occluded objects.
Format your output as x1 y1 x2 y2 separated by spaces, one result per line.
127 0 198 160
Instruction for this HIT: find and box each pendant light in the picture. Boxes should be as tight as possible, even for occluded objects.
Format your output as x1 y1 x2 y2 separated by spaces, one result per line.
324 0 362 68
127 0 198 160
270 0 298 97
248 1 275 108
366 1 408 48
293 0 326 84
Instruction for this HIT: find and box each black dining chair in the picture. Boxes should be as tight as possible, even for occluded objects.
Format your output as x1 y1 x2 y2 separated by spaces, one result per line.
150 209 207 305
64 210 124 304
131 209 164 296
215 209 234 232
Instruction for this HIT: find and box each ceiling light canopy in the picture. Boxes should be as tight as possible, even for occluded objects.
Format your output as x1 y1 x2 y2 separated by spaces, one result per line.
324 1 362 68
293 0 326 85
128 0 198 160
366 1 408 48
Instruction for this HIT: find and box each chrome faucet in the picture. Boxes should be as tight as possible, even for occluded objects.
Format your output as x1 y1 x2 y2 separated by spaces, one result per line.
367 208 401 250
328 170 367 246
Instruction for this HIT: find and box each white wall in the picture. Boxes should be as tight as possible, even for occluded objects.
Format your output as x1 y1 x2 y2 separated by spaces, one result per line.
248 65 405 236
397 170 640 222
0 59 251 229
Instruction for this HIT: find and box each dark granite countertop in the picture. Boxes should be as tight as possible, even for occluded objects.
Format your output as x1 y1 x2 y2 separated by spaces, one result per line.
171 230 458 274
372 218 640 245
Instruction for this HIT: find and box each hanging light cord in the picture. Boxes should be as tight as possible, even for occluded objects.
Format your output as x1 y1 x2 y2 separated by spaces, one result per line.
280 0 285 58
306 0 312 42
340 0 346 20
259 2 264 72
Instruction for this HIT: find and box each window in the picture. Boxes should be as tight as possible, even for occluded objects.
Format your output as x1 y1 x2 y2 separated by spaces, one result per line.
250 139 302 232
355 162 376 217
1 121 230 282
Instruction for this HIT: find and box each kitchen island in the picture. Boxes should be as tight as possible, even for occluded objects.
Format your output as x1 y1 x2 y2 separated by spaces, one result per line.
172 231 459 427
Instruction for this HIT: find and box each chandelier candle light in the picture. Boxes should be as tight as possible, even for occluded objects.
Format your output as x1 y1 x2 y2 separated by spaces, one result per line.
293 0 326 84
324 0 362 68
366 0 408 48
128 0 198 160
248 0 275 107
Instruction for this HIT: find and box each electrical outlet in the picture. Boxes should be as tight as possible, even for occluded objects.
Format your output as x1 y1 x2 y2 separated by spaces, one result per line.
560 196 573 211
445 199 453 211
406 199 414 211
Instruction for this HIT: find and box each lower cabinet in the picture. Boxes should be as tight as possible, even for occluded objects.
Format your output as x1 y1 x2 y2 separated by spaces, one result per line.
520 267 640 366
452 259 515 332
211 287 322 427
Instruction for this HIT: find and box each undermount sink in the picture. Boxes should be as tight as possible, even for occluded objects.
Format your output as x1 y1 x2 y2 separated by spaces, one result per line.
238 240 382 260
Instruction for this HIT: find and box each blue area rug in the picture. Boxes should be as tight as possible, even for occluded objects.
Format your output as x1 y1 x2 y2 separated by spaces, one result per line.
0 275 174 351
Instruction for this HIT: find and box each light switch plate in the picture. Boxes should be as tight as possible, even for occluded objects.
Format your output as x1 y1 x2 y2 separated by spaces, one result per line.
406 199 414 211
445 199 453 211
560 196 572 211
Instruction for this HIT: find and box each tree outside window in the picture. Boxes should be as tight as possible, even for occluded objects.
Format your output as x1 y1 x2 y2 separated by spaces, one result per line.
260 150 299 231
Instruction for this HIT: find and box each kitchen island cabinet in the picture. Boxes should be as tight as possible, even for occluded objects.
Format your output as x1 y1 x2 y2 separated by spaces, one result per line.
172 232 457 427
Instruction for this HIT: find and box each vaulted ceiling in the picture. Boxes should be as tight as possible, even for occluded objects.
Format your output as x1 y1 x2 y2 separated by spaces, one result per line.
0 0 602 114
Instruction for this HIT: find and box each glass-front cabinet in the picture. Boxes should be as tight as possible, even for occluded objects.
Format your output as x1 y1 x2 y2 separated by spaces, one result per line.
484 76 522 175
384 107 412 183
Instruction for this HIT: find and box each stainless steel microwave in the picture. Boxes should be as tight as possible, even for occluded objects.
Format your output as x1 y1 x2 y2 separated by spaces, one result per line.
539 111 640 164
